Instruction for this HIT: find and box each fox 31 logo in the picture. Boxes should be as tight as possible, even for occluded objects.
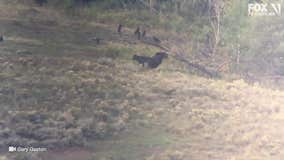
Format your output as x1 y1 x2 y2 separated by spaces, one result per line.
248 2 281 16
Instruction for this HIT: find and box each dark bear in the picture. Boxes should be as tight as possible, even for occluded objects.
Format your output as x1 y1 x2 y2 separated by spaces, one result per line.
133 52 168 68
147 52 168 68
133 55 152 67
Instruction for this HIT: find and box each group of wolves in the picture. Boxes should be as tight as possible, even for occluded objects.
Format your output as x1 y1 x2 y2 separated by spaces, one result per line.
32 1 169 69
117 24 168 69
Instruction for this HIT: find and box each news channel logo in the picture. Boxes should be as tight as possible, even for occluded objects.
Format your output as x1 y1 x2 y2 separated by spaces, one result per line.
248 1 281 16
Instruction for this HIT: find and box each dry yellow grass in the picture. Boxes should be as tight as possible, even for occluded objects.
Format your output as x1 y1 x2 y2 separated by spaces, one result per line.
132 72 284 160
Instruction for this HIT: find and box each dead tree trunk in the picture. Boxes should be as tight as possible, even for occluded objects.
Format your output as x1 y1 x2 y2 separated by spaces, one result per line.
174 53 220 78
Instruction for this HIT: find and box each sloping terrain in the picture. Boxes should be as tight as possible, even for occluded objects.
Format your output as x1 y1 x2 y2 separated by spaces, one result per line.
0 2 284 160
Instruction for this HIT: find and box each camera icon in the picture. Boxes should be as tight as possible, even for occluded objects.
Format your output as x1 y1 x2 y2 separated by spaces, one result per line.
8 146 16 152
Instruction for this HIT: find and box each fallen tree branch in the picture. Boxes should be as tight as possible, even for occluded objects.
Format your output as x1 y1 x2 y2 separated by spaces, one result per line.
140 37 219 78
141 38 170 52
174 53 220 78
85 20 220 78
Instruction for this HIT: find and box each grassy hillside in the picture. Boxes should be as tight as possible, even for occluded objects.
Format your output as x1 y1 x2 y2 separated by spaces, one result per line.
0 1 284 160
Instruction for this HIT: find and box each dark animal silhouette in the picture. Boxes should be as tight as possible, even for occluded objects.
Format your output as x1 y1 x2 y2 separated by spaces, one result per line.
134 27 141 40
74 0 93 6
133 55 152 67
28 114 47 124
142 30 146 37
35 0 47 6
133 52 168 68
153 36 161 43
92 37 101 44
95 38 100 44
148 52 168 68
117 24 122 33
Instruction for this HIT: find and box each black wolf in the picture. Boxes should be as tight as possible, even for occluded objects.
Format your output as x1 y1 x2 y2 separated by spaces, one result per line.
142 30 146 37
117 24 122 33
134 27 141 40
133 52 168 68
91 37 101 44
